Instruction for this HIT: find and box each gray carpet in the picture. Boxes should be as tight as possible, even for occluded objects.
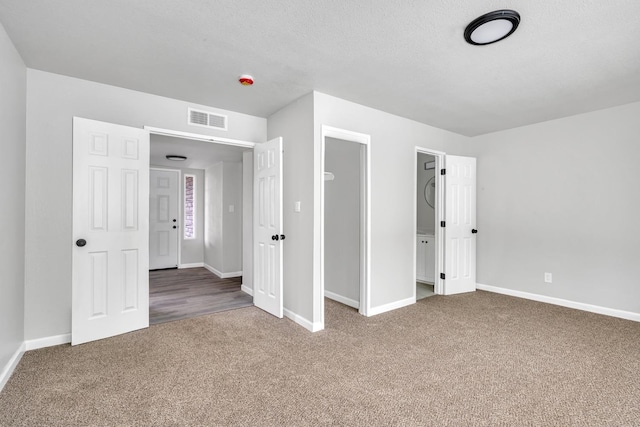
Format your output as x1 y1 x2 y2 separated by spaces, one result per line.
1 291 639 426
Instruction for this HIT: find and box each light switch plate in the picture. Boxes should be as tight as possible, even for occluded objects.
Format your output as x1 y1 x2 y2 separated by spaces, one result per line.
295 201 301 212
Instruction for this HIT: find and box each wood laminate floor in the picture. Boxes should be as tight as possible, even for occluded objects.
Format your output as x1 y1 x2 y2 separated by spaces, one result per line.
149 268 253 325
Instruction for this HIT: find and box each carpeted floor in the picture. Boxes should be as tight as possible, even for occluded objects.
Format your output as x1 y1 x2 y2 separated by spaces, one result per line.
1 291 639 426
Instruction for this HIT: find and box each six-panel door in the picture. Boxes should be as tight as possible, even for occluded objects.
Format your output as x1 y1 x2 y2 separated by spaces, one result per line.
72 117 150 345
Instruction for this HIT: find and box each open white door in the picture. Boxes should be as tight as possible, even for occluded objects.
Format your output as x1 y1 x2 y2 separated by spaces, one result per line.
149 169 179 270
253 137 283 318
443 155 476 295
72 117 150 345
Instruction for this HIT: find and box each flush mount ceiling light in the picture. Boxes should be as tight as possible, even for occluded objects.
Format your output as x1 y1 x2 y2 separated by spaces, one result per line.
166 155 187 161
464 10 520 45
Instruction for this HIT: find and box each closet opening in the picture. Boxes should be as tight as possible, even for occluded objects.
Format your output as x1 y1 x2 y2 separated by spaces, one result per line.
319 126 371 329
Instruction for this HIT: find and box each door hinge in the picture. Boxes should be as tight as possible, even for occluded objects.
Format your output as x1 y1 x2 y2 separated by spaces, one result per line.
440 221 446 227
440 169 446 175
440 273 446 280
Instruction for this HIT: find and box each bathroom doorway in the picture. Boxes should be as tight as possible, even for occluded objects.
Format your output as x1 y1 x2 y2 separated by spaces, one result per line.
416 152 437 299
415 148 445 298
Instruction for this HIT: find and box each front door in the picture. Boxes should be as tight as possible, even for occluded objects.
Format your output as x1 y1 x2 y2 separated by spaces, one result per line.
444 155 477 295
149 169 179 270
72 117 150 345
253 137 284 317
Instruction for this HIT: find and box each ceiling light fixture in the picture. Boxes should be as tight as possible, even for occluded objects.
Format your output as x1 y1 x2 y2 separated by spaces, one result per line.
166 155 187 161
464 10 520 46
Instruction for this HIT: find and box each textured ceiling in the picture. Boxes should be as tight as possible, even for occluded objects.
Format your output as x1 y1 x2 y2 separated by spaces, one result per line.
1 0 640 136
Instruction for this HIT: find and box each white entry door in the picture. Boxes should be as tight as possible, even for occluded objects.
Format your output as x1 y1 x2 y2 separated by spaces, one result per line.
72 117 150 345
253 137 283 317
149 169 179 270
444 155 477 295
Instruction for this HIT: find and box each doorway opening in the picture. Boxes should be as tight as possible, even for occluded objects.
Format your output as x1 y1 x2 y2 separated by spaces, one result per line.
320 126 371 329
415 148 445 298
148 130 254 324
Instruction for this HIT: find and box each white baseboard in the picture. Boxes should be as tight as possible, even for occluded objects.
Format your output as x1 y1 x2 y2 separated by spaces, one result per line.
178 262 204 269
325 291 360 309
0 343 25 393
24 333 71 351
476 283 640 323
203 264 243 279
241 284 253 296
221 271 242 278
284 308 324 332
368 296 415 316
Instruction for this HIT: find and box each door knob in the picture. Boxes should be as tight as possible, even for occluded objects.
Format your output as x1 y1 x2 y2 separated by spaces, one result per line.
271 235 279 241
76 239 87 247
472 229 478 234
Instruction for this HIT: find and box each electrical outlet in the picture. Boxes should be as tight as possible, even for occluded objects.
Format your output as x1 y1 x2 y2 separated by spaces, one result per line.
544 272 552 283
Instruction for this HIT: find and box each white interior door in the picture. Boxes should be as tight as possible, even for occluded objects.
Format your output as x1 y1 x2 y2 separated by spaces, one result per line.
253 137 283 317
72 117 150 345
149 169 179 270
444 155 476 295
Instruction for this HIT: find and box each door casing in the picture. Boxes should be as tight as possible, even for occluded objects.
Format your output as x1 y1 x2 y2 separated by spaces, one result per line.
319 125 371 330
415 147 445 296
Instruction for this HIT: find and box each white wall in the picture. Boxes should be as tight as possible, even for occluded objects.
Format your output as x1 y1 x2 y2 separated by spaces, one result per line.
0 22 26 383
461 102 640 315
324 138 361 305
24 70 266 341
267 93 315 324
204 161 243 275
313 92 468 317
222 162 243 273
242 152 253 291
417 153 436 234
204 163 223 271
150 165 205 266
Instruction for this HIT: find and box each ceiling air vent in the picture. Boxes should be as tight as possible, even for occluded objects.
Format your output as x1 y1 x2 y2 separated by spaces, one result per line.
188 108 228 131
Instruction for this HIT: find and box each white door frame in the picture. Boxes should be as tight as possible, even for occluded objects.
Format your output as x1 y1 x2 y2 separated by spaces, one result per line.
145 126 258 279
144 126 256 149
149 167 182 268
145 126 257 272
414 147 445 296
320 125 371 327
